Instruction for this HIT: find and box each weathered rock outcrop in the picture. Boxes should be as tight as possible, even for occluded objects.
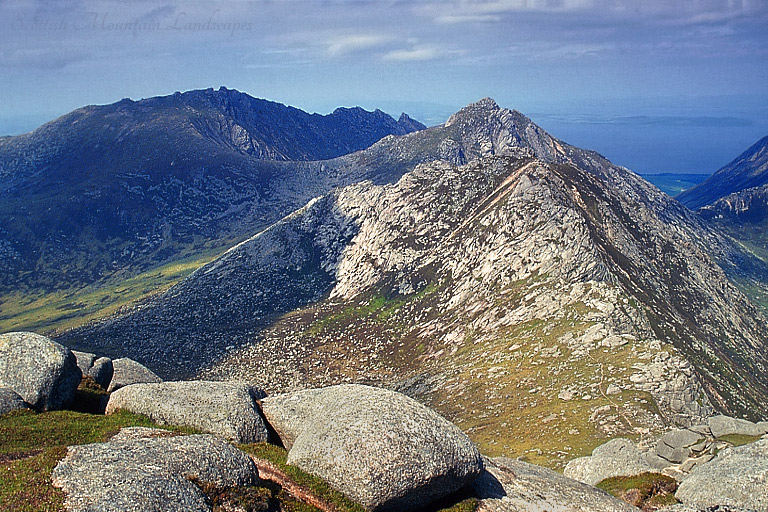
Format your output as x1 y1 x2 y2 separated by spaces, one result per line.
52 428 260 512
638 416 768 480
564 438 655 485
707 415 768 438
675 439 768 511
0 387 29 415
107 357 162 392
474 456 638 512
261 384 483 512
105 380 269 443
0 332 81 411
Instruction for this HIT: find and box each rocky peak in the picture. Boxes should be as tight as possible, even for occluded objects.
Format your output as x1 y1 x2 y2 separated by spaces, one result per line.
444 97 500 127
439 98 562 165
397 112 428 132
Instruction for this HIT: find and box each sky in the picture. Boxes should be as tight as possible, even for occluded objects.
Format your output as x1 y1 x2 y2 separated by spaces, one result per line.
1 0 767 174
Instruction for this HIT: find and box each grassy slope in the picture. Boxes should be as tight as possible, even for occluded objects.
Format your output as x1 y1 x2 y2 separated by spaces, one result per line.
222 280 666 471
0 246 226 335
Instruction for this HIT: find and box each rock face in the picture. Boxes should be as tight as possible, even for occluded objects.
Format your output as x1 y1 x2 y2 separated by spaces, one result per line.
474 456 638 512
0 332 81 411
73 351 113 389
52 429 260 512
107 357 162 392
105 381 269 443
564 438 655 485
260 384 483 512
0 387 29 415
675 439 768 511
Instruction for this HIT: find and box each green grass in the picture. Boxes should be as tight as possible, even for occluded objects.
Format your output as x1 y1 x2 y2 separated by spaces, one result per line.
0 409 192 511
717 433 764 446
597 472 679 511
240 443 367 512
2 410 478 512
0 246 226 335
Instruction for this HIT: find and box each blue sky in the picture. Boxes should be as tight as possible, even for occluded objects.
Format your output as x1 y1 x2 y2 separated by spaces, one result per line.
1 0 767 174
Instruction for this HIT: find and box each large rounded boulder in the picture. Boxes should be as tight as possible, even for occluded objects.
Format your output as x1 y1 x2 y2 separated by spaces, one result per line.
260 384 483 512
106 380 269 443
52 428 260 512
0 332 81 411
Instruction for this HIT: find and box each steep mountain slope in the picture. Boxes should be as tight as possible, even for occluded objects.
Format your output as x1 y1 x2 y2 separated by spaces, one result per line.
700 184 768 252
678 136 768 210
62 100 768 468
677 137 768 310
0 87 424 295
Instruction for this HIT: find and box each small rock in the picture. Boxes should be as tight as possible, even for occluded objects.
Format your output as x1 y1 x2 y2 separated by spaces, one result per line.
107 358 162 392
645 452 673 471
708 415 765 438
0 387 30 415
606 383 621 395
72 351 96 375
660 429 704 450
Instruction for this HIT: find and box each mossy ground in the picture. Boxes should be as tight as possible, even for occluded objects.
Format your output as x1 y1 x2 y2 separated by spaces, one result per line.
431 314 662 469
0 409 180 511
717 433 764 446
597 472 679 511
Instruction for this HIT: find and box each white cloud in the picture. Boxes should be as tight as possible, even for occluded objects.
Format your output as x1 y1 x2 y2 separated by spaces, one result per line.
382 44 462 62
326 34 392 56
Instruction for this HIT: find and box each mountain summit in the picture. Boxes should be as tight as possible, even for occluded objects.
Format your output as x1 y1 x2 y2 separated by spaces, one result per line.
62 99 768 467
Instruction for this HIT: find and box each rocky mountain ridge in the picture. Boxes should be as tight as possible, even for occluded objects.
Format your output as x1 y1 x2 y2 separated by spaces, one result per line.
0 87 425 293
677 135 768 210
61 99 768 467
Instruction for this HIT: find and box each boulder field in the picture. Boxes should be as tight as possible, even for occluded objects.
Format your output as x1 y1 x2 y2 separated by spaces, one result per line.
2 330 768 512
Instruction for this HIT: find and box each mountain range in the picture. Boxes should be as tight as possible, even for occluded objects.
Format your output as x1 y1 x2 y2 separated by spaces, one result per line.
53 97 768 468
0 87 424 294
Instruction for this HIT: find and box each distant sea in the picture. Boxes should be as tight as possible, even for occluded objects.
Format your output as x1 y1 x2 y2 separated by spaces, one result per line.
640 173 710 197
